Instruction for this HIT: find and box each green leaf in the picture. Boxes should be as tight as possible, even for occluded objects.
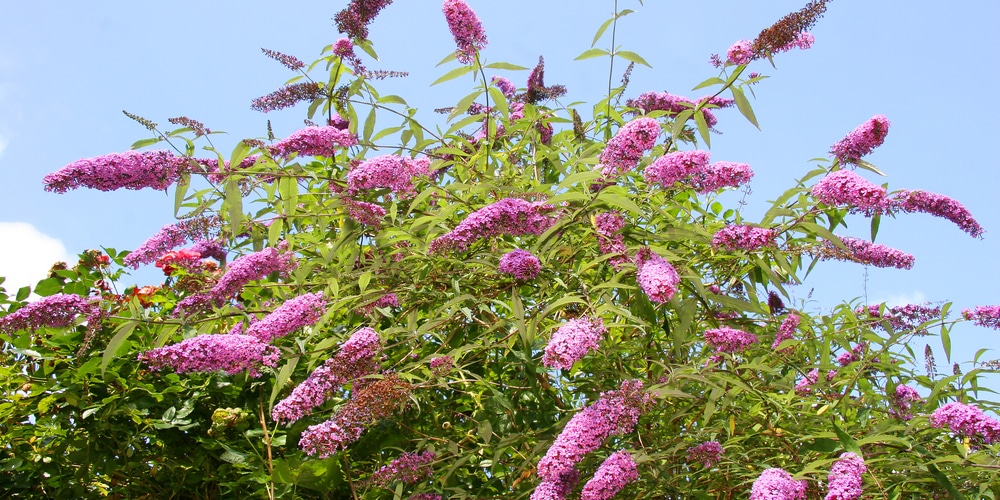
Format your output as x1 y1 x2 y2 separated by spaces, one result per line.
691 77 726 91
483 62 529 70
870 212 881 241
270 356 300 407
731 86 760 129
362 106 377 143
32 278 62 297
130 137 162 149
378 94 407 106
173 172 190 217
927 464 967 500
855 159 887 176
693 110 711 148
102 321 138 375
591 17 614 47
831 421 862 456
575 48 610 61
616 50 651 68
358 271 372 293
431 65 475 86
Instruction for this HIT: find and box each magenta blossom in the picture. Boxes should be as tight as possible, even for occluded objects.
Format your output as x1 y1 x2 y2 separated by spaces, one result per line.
712 225 776 251
595 211 628 269
0 293 99 336
531 469 579 500
962 305 1000 330
834 236 915 270
244 292 327 343
830 115 890 165
811 170 893 215
347 154 429 198
580 451 638 500
894 189 984 238
773 311 800 349
599 118 661 177
826 453 866 500
644 150 711 188
498 249 542 280
686 441 724 467
543 316 607 370
692 161 754 193
929 401 1000 446
124 217 218 268
429 198 558 253
140 334 280 377
750 468 807 500
889 385 921 421
635 247 680 304
44 150 185 193
727 39 753 65
704 326 758 353
270 126 358 158
369 450 436 486
442 0 487 64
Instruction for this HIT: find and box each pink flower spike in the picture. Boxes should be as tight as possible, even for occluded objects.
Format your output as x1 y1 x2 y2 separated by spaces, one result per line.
600 117 661 177
712 224 776 251
580 451 639 500
962 305 1000 330
44 150 185 193
543 316 607 370
811 170 893 216
895 189 984 238
825 452 866 500
442 0 487 65
750 468 807 500
830 115 891 165
635 247 680 304
498 249 542 280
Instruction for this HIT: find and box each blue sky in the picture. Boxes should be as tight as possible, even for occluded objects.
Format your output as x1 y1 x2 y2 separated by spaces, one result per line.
1 1 998 374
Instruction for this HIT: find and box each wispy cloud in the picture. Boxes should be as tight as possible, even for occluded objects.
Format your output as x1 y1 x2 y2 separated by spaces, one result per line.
882 291 928 308
0 222 70 293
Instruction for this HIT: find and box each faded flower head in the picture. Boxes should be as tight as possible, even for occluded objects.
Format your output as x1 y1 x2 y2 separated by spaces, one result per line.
251 82 326 113
335 0 394 40
686 441 724 467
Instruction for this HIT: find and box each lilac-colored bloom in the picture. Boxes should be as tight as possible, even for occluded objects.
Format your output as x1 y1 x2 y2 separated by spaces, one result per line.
442 0 487 64
812 170 893 216
599 118 661 177
830 115 890 165
498 249 542 280
369 450 436 486
44 150 185 193
492 76 516 98
0 293 99 336
858 303 942 334
644 150 711 187
825 453 866 500
176 245 296 315
429 355 453 375
929 401 1000 445
626 92 733 128
543 316 607 370
795 368 836 395
686 441 724 467
595 211 628 269
704 326 758 353
272 327 382 423
635 248 680 304
429 198 558 253
750 468 807 500
334 38 366 74
889 385 921 421
713 225 776 251
245 292 326 343
727 40 753 65
271 126 358 158
334 0 393 40
140 334 280 377
833 236 915 270
347 154 429 197
536 380 651 481
691 161 754 193
962 305 1000 330
261 48 305 71
124 217 218 268
188 239 227 262
895 189 984 238
580 451 638 500
531 469 579 500
355 292 399 316
342 197 387 227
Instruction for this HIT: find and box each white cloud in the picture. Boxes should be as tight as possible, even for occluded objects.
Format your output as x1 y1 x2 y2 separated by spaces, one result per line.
882 291 928 308
0 222 70 293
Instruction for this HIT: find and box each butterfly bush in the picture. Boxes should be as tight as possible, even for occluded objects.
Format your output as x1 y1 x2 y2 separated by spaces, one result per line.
692 161 754 193
595 211 628 268
712 224 776 251
530 469 579 500
347 154 429 198
270 126 358 158
442 0 487 64
635 247 680 304
889 385 921 421
272 327 382 423
580 451 638 500
498 249 541 280
895 189 984 238
929 401 1000 446
368 450 436 486
643 150 711 187
43 150 185 193
139 334 280 377
962 305 1000 329
543 316 607 370
750 468 807 500
830 115 890 165
599 117 661 177
429 198 557 253
857 303 942 333
811 169 892 215
243 292 326 343
123 217 218 268
299 374 410 457
0 293 98 336
334 0 393 40
704 326 758 353
536 380 651 481
825 452 866 500
175 244 296 315
687 441 724 467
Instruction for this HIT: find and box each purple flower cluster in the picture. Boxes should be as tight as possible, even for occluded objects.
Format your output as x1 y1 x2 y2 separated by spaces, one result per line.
261 48 305 71
599 118 661 177
542 316 607 370
334 38 366 74
0 293 99 336
270 126 358 158
625 92 733 128
429 198 558 253
369 450 436 486
712 225 776 251
536 380 651 481
355 293 399 316
889 385 921 421
531 469 579 500
722 30 814 67
44 150 189 194
929 401 1000 445
830 115 890 165
342 197 387 227
826 453 866 500
124 217 218 268
726 40 753 65
795 368 836 395
811 170 892 215
595 211 628 269
962 305 1000 330
442 0 487 64
334 0 393 40
895 189 984 238
299 374 410 457
188 239 227 262
347 155 430 198
139 334 280 377
835 236 915 270
580 451 638 500
635 248 680 304
690 161 754 193
272 327 382 423
857 303 942 333
498 249 542 280
429 355 453 375
244 292 326 343
176 245 296 315
251 82 326 113
686 441 724 467
704 326 758 353
750 468 807 500
492 76 516 98
771 311 801 349
644 150 711 188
